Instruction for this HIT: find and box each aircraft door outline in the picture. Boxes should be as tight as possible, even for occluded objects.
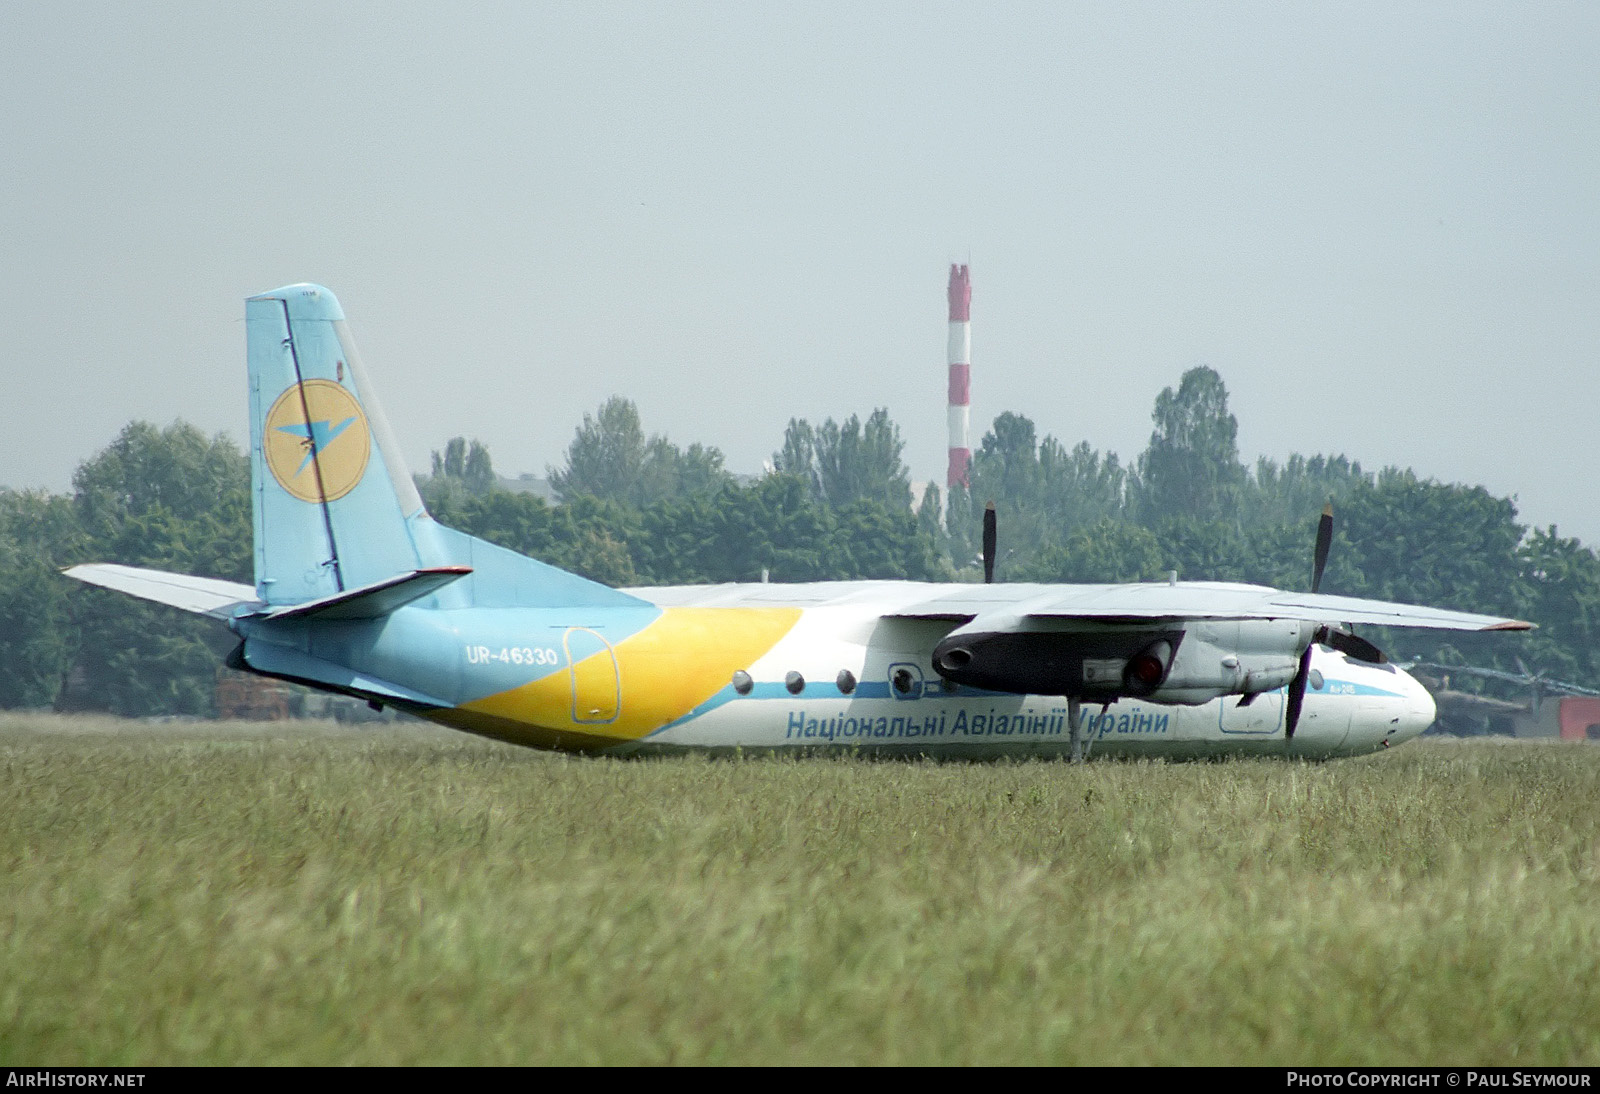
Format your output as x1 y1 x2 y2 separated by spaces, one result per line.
564 627 620 724
1218 687 1285 735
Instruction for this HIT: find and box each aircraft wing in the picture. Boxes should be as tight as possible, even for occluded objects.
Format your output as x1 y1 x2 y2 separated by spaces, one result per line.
1212 590 1531 632
625 579 1532 632
63 564 261 620
949 584 1530 631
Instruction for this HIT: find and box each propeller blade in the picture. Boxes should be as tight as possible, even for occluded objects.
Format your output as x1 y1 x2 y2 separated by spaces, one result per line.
1312 504 1333 594
982 502 997 584
1290 504 1340 739
1285 644 1314 739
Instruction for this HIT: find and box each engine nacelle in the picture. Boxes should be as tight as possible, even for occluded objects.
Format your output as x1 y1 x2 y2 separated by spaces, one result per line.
1149 619 1312 704
932 618 1314 705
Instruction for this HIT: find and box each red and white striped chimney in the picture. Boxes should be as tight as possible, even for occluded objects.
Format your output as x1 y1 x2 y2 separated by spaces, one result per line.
946 264 972 489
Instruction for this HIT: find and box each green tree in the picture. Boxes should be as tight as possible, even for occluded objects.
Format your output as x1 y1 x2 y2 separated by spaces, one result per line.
772 419 821 499
1332 469 1528 669
916 482 950 566
1015 519 1164 584
1336 470 1523 610
773 409 913 511
1037 437 1130 529
944 481 977 574
62 422 251 717
963 413 1131 577
1513 526 1600 689
708 474 833 583
0 490 82 708
72 420 251 580
1242 453 1371 529
550 396 647 504
552 397 732 508
429 488 642 587
423 436 497 505
636 436 732 507
1134 365 1246 525
831 498 946 580
965 412 1044 578
970 412 1042 515
633 492 724 585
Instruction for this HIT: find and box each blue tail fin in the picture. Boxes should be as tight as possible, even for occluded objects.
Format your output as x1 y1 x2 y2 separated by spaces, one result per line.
246 284 429 602
245 283 642 612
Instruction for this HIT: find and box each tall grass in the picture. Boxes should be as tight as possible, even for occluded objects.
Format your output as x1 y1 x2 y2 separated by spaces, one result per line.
2 714 1597 1065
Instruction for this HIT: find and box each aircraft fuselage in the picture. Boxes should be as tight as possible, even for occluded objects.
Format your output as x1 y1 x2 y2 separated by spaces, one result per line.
233 600 1435 759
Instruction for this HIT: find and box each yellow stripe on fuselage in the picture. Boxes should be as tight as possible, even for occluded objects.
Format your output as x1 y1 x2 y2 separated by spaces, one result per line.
446 606 801 749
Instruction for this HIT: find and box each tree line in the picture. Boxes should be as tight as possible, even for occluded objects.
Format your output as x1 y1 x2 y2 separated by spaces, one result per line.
3 367 1596 717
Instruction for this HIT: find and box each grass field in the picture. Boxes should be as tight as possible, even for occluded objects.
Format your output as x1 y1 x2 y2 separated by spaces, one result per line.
2 713 1598 1066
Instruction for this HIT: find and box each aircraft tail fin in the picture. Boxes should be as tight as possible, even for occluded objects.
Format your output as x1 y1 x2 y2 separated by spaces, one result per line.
246 284 434 604
245 284 644 612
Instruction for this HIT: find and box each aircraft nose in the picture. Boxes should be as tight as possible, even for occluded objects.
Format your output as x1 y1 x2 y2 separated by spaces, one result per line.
1393 670 1436 743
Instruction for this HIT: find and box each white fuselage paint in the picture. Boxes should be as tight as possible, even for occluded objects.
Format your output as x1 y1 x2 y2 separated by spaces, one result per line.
624 606 1436 759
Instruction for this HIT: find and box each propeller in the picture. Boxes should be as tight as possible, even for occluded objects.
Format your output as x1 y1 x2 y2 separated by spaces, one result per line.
1309 502 1386 664
1285 646 1314 739
1312 504 1333 593
1286 503 1389 737
982 502 997 584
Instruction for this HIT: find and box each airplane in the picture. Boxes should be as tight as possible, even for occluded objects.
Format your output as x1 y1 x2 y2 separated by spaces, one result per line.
65 283 1534 761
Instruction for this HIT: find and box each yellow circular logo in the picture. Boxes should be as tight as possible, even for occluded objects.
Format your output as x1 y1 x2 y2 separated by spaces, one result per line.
263 380 371 503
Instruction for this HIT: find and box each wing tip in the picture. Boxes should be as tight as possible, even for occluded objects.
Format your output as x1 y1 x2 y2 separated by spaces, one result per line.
1483 619 1536 632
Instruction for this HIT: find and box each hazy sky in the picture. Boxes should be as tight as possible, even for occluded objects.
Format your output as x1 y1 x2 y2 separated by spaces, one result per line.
4 3 1597 545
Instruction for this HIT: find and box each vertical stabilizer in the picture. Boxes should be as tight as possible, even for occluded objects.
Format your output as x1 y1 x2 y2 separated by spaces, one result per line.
244 283 643 613
246 283 431 604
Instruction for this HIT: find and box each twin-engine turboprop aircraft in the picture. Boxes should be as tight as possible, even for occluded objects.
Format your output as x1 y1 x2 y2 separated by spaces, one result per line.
66 284 1532 760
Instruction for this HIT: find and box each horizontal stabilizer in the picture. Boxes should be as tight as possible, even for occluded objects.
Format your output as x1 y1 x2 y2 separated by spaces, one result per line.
63 564 260 620
254 566 473 621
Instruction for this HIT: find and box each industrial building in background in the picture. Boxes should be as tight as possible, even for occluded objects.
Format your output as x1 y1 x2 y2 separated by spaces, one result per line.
946 263 972 489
